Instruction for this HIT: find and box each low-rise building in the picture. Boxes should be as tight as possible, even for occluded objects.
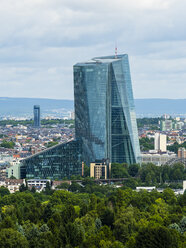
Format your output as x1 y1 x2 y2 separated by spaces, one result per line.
90 161 111 179
141 151 176 166
52 180 71 189
178 147 186 159
0 179 25 193
27 179 51 190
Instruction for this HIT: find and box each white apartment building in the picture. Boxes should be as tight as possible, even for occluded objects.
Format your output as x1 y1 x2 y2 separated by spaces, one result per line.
154 133 167 152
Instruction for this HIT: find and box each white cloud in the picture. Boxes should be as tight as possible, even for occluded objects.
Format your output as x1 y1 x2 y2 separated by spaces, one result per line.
0 0 185 99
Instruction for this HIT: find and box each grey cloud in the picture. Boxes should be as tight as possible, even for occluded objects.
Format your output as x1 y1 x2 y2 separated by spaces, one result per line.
0 0 186 99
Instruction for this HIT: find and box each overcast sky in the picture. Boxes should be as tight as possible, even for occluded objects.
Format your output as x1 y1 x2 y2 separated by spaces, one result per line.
0 0 185 100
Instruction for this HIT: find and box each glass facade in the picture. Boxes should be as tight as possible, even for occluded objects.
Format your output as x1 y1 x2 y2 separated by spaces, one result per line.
74 54 140 165
34 105 40 127
21 140 82 179
21 54 140 180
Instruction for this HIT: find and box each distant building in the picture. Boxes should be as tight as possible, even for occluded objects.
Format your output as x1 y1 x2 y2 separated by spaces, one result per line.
52 180 71 190
160 120 172 131
27 179 51 191
0 179 25 193
154 133 167 152
183 180 186 192
173 122 184 130
178 147 186 159
6 161 22 179
0 165 8 180
136 186 156 192
141 151 176 166
90 160 111 179
70 112 75 120
33 105 40 127
162 114 170 120
175 117 181 121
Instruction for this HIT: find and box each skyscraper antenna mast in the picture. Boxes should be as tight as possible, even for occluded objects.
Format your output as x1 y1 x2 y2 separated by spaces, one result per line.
115 42 117 59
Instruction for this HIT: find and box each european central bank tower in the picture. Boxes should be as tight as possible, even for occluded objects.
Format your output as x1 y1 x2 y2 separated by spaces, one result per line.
74 54 140 165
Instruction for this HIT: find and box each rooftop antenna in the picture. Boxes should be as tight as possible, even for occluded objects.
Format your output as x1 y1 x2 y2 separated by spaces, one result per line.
115 41 117 59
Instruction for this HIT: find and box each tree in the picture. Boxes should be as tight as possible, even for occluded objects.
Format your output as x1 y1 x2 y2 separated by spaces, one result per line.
0 186 10 197
45 181 53 195
9 176 16 179
31 186 36 193
45 141 58 148
162 188 177 205
69 182 82 192
84 164 90 177
114 206 136 243
123 178 138 189
179 216 186 234
169 223 181 234
111 163 129 178
135 226 179 248
19 183 28 192
66 222 85 247
128 164 140 177
100 208 114 228
170 163 184 181
0 140 15 149
0 228 28 248
139 137 154 151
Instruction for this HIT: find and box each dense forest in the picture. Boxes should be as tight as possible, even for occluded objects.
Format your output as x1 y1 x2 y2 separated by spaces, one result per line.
110 163 186 188
0 173 185 247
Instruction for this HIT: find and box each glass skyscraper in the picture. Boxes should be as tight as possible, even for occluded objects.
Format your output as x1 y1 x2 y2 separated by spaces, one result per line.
21 140 82 179
20 54 140 180
74 54 140 165
33 105 41 128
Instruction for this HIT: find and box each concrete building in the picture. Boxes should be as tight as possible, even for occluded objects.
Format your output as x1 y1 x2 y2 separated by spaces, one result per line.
178 147 186 159
70 112 75 120
154 133 167 152
6 161 22 179
173 122 184 130
141 151 176 166
0 179 25 193
27 179 51 191
183 180 186 192
90 161 111 179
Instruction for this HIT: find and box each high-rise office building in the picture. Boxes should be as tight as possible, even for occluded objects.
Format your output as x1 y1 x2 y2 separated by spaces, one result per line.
20 54 140 179
74 54 140 165
33 105 40 128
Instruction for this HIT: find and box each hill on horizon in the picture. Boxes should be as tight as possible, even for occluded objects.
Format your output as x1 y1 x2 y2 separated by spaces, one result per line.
0 97 186 117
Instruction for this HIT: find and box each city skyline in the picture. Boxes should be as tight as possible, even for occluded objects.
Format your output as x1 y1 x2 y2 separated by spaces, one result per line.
0 0 185 100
